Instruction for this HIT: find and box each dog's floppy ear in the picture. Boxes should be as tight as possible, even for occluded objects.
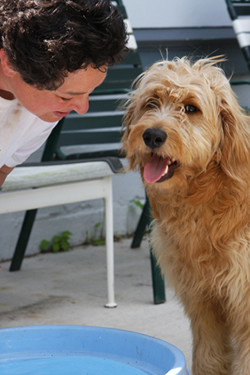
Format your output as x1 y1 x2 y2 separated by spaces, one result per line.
121 70 147 163
121 92 139 169
219 87 250 182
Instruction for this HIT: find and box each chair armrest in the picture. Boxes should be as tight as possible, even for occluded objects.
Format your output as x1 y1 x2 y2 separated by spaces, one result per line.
1 158 123 191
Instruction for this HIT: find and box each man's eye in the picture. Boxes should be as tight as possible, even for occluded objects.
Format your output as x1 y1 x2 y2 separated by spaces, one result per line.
184 104 199 113
60 97 72 101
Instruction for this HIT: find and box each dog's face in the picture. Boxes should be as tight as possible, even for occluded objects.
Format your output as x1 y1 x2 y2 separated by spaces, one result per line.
122 57 248 197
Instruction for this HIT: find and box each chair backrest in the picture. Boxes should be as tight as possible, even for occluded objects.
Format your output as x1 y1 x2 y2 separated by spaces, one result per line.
41 0 143 162
226 0 250 70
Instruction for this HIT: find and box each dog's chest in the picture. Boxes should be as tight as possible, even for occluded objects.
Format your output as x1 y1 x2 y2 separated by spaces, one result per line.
153 205 230 288
166 206 213 262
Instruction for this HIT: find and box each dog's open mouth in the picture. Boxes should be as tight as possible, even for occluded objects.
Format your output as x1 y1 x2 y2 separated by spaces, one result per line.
143 153 179 183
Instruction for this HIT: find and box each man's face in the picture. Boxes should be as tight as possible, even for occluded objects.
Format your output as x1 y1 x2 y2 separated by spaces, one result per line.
5 65 107 122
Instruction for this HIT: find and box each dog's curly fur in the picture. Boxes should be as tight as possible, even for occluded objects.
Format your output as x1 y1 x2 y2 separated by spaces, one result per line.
122 57 250 375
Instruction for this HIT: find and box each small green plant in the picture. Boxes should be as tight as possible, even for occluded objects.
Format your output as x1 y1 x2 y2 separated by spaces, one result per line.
114 232 122 242
84 222 105 246
133 200 144 210
93 222 105 245
40 231 72 253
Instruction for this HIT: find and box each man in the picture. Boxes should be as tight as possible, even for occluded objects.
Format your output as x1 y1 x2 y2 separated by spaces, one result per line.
0 0 127 185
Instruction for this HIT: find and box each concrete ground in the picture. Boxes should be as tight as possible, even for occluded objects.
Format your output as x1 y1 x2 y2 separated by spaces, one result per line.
0 237 192 373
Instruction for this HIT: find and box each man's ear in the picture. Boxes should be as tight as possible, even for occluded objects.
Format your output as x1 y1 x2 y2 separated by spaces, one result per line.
0 49 16 77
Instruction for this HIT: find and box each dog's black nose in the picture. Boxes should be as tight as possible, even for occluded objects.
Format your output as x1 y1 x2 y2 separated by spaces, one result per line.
143 128 167 150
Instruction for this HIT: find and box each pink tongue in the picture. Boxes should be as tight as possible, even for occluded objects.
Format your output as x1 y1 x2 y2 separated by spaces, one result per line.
144 154 170 183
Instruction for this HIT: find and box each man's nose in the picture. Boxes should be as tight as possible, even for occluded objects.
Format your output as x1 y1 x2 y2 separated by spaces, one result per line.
70 95 89 114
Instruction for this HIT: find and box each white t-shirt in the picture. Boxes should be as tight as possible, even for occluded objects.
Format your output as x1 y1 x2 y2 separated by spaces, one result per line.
0 97 58 168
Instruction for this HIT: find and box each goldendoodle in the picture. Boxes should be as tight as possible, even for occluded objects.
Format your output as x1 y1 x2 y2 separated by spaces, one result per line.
122 57 250 375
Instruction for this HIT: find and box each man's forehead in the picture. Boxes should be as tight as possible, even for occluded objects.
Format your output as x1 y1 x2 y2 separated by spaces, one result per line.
56 67 107 95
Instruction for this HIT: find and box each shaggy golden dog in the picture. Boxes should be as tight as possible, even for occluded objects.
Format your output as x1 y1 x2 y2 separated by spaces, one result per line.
122 57 250 375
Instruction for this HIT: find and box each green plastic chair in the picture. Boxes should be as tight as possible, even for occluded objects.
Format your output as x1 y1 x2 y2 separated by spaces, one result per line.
226 0 250 69
226 0 250 111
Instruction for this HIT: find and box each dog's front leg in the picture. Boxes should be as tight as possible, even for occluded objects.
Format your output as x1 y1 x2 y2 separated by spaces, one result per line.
188 299 232 375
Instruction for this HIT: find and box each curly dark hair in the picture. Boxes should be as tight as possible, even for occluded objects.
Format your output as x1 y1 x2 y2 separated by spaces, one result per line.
0 0 128 90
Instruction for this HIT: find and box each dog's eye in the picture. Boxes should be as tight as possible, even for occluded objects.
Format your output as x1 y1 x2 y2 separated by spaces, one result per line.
184 105 199 113
145 99 159 109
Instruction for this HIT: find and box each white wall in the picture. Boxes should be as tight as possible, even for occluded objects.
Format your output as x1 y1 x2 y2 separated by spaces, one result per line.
123 0 231 28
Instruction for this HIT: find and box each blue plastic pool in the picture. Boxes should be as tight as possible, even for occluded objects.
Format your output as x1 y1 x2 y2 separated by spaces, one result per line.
0 325 190 375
